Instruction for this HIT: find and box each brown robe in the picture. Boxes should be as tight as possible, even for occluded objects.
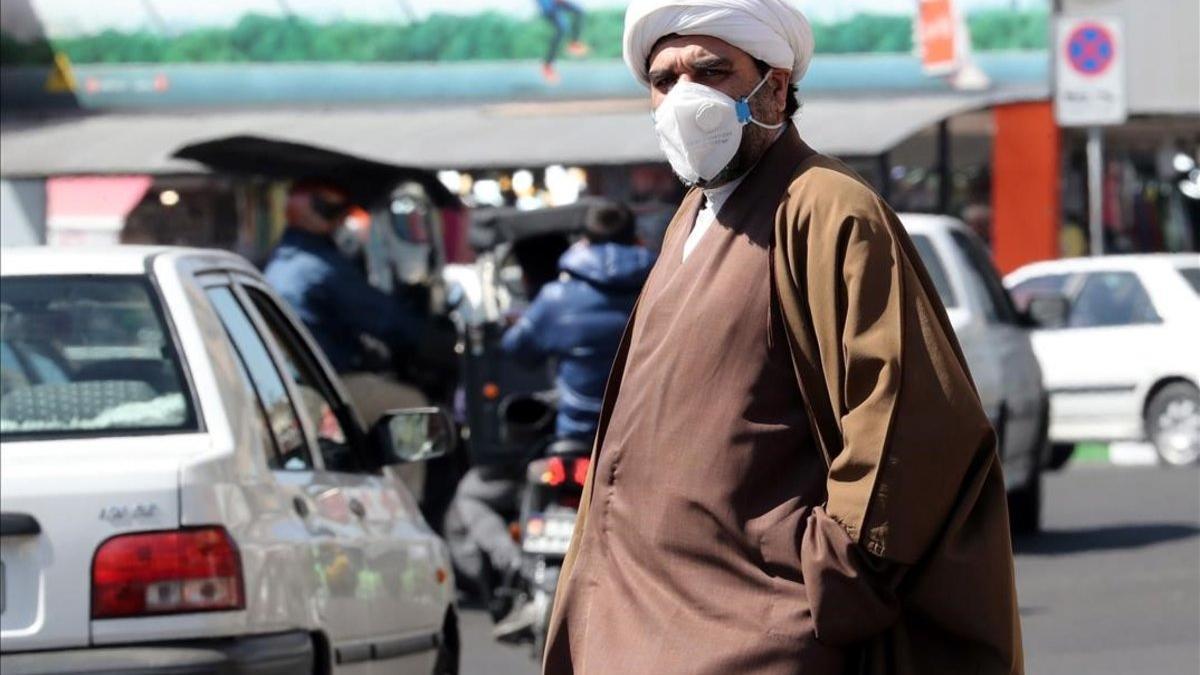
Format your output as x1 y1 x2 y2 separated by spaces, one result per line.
544 127 1023 675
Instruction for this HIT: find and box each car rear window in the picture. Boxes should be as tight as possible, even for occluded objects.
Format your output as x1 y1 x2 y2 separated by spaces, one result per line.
909 234 958 308
0 276 197 437
1179 267 1200 295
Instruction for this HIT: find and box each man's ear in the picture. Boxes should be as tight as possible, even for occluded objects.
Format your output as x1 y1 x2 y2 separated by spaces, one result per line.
770 69 792 118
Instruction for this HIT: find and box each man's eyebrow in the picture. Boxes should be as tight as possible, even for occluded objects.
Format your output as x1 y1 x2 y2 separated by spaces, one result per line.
690 56 733 70
647 55 732 82
647 67 676 81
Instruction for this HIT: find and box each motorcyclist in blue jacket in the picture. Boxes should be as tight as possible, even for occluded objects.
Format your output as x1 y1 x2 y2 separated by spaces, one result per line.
264 180 424 375
501 203 655 442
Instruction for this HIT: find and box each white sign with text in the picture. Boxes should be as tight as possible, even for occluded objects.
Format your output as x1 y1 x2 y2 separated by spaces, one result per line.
1055 17 1127 127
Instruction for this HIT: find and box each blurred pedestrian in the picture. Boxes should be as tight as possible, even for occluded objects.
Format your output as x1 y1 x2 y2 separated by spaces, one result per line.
537 0 589 84
263 178 429 420
265 180 424 375
442 462 525 619
543 1 1023 674
501 203 655 442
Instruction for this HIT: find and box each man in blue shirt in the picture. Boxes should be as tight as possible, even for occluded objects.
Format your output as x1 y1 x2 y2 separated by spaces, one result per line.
501 203 655 442
264 180 424 374
536 0 589 83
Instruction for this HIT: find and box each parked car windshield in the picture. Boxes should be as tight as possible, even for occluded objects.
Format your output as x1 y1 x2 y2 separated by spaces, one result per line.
948 230 1019 324
1008 273 1071 313
0 276 197 437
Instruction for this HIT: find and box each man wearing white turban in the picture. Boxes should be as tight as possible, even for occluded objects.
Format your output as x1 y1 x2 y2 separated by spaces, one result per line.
542 2 1024 674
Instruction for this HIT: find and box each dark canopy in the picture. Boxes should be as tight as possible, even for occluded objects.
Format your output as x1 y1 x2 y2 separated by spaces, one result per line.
173 134 460 208
469 197 616 252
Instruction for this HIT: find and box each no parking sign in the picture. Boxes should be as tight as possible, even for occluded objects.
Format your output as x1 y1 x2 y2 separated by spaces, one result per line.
1055 17 1127 126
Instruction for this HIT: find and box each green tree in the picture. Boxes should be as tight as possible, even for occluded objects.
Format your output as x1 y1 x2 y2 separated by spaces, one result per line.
968 11 1049 51
812 14 913 54
37 9 1048 65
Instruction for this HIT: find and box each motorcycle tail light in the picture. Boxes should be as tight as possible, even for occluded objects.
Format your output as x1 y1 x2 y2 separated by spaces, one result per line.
572 457 590 486
540 457 568 486
92 526 244 619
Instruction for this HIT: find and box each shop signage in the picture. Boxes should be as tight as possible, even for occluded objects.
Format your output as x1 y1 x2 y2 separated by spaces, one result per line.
917 0 960 76
1055 17 1127 127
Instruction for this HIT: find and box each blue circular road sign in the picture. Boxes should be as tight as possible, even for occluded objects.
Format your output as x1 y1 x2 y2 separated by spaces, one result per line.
1067 23 1115 76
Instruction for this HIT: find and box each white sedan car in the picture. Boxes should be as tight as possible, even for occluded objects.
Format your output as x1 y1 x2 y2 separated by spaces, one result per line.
0 247 458 674
1005 254 1200 466
901 215 1048 533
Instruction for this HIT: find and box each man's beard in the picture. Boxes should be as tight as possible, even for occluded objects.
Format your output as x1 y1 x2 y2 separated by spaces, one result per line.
690 93 782 189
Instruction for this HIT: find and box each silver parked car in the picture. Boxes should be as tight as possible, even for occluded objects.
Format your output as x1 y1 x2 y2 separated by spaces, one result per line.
900 214 1050 534
1 247 459 674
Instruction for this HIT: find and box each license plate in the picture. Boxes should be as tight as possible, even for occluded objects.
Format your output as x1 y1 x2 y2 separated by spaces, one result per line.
523 512 578 555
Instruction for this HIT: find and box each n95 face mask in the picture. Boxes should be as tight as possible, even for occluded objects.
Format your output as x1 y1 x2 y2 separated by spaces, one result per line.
652 74 783 185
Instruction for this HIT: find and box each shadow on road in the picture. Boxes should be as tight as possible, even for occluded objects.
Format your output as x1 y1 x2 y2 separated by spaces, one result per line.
1014 523 1200 555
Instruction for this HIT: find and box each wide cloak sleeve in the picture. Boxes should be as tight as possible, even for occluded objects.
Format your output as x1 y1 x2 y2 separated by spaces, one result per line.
771 158 1023 674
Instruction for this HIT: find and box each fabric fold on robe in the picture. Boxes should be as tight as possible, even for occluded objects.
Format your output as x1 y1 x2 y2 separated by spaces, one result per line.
772 150 1024 673
800 506 903 646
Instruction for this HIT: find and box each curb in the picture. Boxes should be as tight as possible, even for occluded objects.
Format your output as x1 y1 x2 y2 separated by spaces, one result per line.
1070 441 1159 466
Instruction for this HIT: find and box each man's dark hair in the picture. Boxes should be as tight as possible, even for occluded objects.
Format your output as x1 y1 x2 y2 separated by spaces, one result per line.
584 203 637 245
754 59 801 119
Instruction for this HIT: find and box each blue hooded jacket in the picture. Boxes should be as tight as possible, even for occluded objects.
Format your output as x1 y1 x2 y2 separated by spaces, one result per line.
501 241 655 440
264 228 422 373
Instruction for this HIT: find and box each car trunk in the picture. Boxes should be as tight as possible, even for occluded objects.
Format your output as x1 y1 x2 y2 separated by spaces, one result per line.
0 435 209 652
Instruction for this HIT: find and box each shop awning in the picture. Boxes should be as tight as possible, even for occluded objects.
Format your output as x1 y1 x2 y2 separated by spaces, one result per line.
47 175 152 219
44 175 152 246
0 87 1046 175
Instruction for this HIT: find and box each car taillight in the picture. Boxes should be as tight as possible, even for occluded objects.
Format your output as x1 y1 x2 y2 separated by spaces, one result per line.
92 526 244 619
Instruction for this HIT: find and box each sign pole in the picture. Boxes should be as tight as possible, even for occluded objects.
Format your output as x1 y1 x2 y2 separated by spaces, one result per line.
1056 16 1124 257
1086 126 1104 256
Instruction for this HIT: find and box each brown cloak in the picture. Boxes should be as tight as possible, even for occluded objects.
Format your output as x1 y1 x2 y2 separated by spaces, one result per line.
544 127 1023 675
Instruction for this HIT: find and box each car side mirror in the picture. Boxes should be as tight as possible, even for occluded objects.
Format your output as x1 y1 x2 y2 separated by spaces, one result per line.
373 407 455 464
1024 293 1070 329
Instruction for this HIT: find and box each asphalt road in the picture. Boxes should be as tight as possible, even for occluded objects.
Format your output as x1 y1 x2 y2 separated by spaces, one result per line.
459 465 1200 675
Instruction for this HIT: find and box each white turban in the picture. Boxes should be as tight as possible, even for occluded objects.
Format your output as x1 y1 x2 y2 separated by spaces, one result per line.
623 0 815 88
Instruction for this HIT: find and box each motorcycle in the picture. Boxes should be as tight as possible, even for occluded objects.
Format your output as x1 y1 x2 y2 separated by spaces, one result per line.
440 201 614 654
493 393 592 658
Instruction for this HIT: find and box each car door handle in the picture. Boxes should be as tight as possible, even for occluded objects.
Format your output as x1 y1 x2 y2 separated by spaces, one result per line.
292 496 311 519
348 498 366 519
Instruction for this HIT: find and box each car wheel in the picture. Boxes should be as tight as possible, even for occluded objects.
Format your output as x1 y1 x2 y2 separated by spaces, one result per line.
433 610 460 675
1008 458 1042 536
1047 443 1074 471
1007 407 1044 536
1146 382 1200 467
